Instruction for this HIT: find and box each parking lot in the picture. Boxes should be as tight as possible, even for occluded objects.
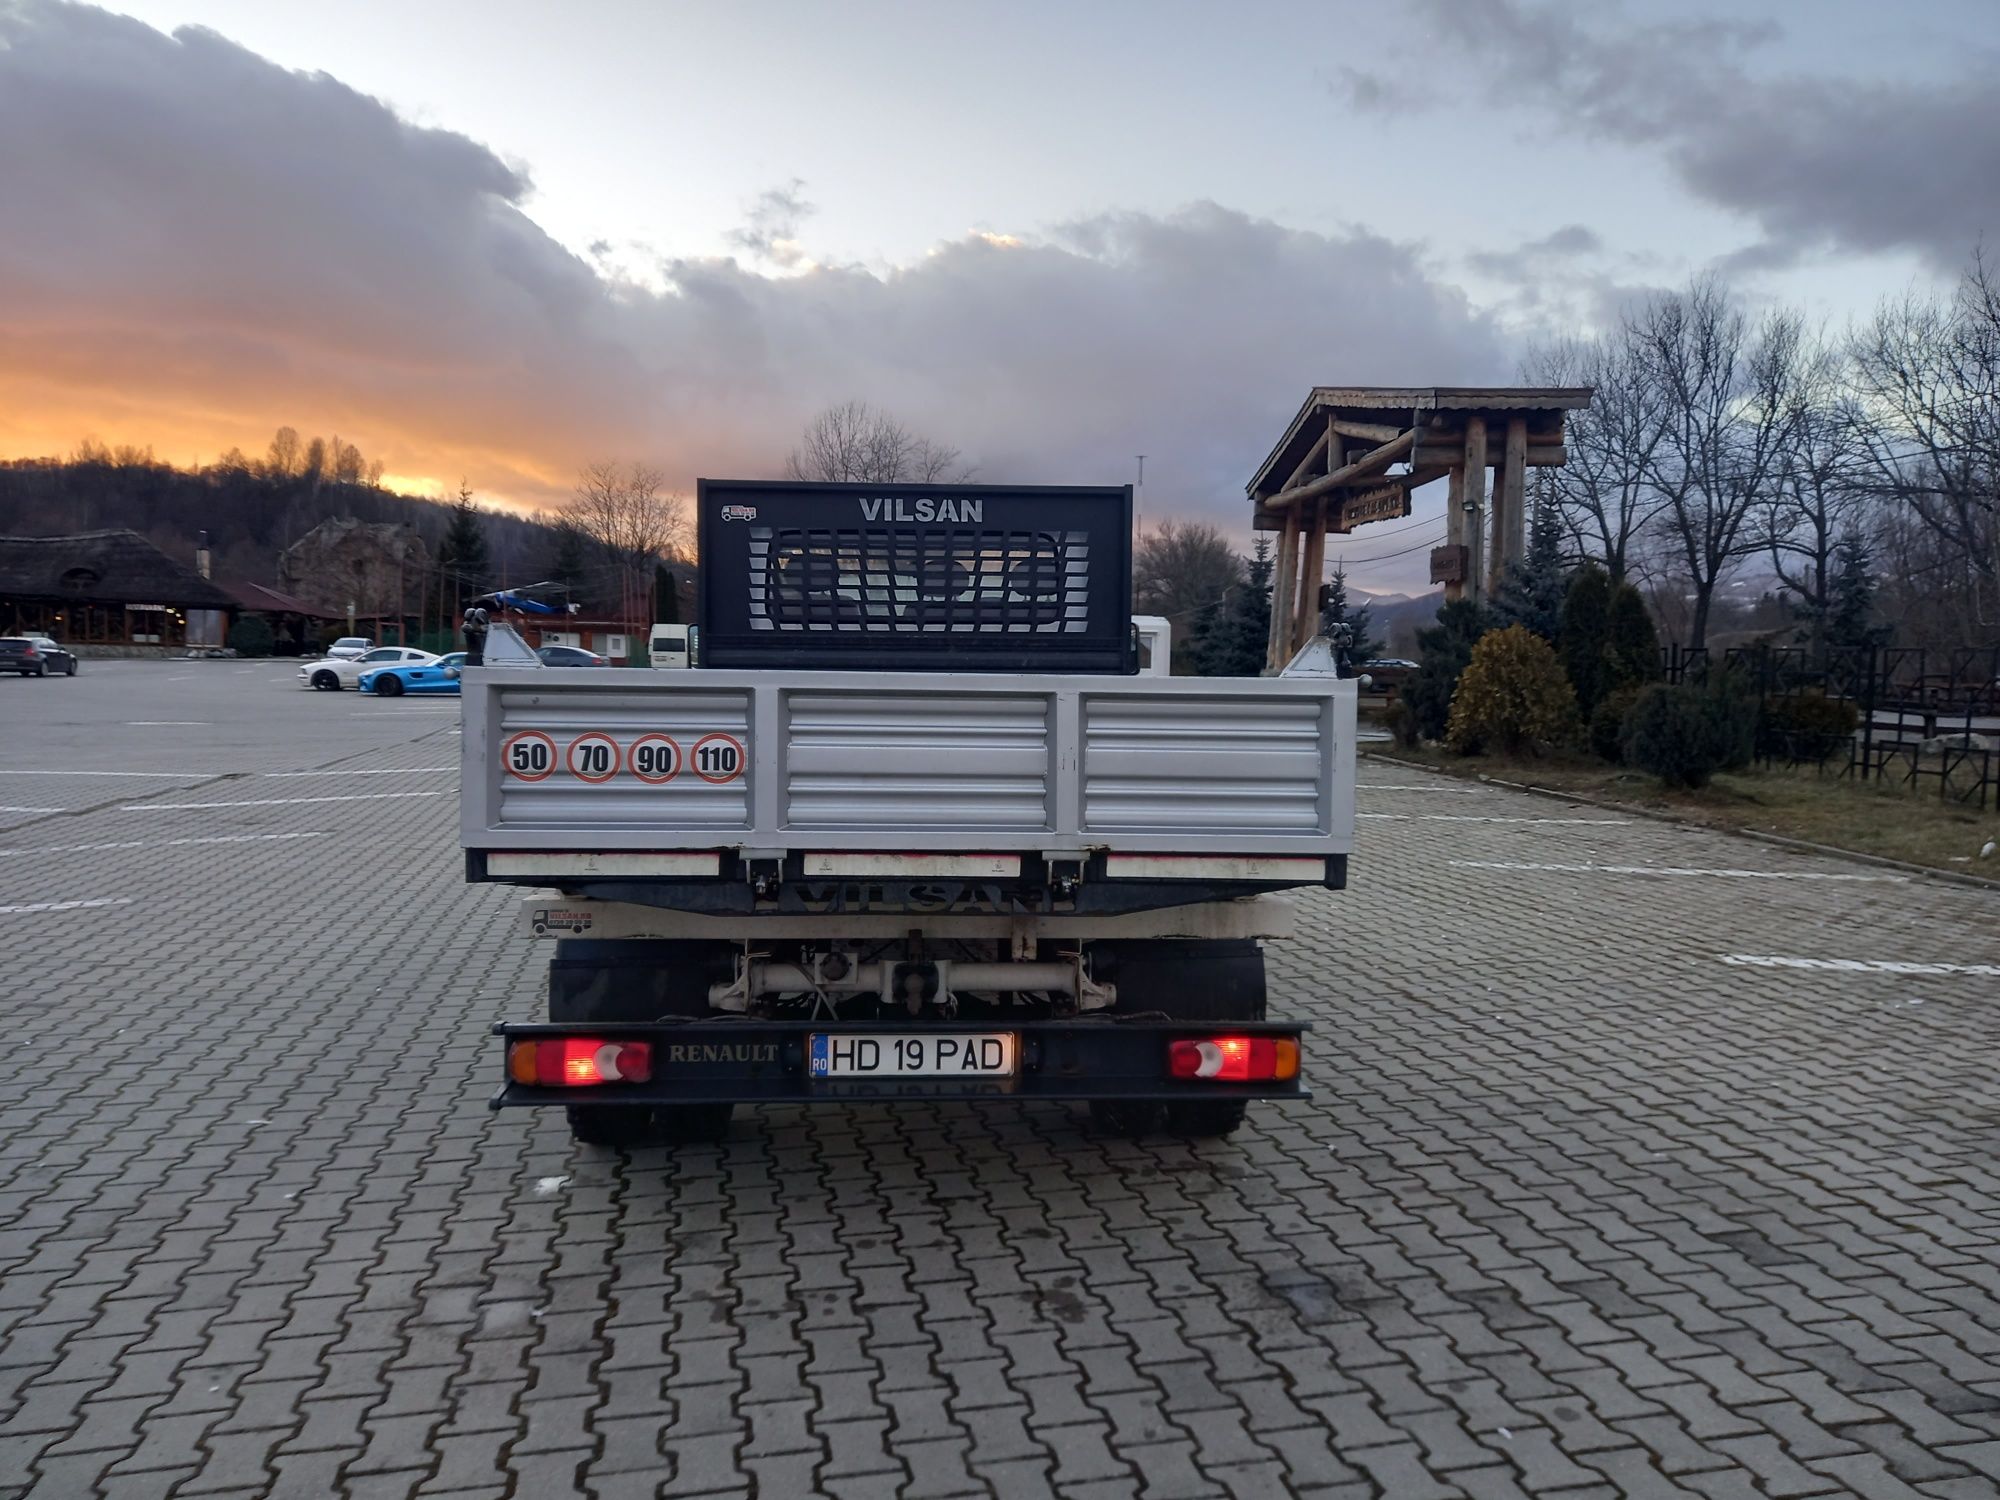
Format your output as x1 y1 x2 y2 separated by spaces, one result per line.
3 660 1999 1500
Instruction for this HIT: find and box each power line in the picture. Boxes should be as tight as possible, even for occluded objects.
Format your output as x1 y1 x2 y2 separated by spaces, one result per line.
1325 532 1447 566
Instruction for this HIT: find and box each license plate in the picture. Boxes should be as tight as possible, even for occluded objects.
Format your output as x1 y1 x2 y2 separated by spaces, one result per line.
809 1032 1018 1078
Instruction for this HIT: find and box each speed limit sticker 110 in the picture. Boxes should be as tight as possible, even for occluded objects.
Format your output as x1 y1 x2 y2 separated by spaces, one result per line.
501 730 557 782
691 733 746 783
565 733 622 783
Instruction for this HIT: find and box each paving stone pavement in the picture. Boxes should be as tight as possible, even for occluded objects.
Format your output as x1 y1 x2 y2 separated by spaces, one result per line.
2 663 1999 1499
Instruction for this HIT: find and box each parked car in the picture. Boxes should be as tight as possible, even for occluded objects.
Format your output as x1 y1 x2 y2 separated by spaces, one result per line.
0 636 78 677
360 653 467 697
324 637 374 660
536 645 609 668
299 647 436 690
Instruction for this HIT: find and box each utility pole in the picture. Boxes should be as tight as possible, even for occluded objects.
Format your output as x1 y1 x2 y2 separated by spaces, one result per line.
1135 455 1145 539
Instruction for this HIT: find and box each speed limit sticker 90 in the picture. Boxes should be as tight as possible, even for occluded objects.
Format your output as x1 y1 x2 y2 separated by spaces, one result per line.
691 733 746 783
628 733 681 784
565 733 622 783
501 731 557 782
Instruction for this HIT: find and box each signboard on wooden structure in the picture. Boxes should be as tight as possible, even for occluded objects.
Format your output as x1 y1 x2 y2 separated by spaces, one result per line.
1334 486 1412 534
1430 545 1468 586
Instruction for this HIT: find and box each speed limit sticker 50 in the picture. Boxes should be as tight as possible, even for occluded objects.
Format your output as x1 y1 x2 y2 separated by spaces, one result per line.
501 731 557 782
691 733 746 783
566 733 622 783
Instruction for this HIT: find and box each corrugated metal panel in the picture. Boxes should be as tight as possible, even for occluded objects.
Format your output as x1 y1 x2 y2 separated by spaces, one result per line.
463 668 1355 855
784 692 1052 830
1082 695 1325 832
495 687 752 830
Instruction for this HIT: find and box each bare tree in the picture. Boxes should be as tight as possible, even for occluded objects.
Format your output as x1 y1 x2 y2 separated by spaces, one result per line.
785 400 972 484
1849 252 2000 607
1521 331 1665 582
1760 377 1872 645
1132 520 1244 636
1630 278 1813 650
563 461 689 630
264 426 301 479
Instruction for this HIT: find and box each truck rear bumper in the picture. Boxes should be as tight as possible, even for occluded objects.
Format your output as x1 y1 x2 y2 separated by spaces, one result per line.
489 1018 1310 1108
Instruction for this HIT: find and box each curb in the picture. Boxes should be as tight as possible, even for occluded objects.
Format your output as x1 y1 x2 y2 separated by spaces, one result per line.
1361 749 2000 894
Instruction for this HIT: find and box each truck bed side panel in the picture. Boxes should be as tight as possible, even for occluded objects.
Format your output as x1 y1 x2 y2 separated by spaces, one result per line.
462 668 1356 859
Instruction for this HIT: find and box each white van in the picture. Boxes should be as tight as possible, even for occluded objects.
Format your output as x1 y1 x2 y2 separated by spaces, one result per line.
648 623 695 669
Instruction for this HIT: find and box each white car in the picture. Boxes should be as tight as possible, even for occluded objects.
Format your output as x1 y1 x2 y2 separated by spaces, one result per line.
324 637 374 660
299 646 436 690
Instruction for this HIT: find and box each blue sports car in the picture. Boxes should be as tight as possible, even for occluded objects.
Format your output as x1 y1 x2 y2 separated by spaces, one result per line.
359 652 466 697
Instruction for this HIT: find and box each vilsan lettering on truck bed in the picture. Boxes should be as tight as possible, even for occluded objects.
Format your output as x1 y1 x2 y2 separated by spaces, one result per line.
471 478 1352 1149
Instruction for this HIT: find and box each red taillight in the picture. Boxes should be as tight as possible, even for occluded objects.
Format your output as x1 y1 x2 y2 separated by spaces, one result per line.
21 647 36 658
509 1037 651 1087
1167 1035 1299 1082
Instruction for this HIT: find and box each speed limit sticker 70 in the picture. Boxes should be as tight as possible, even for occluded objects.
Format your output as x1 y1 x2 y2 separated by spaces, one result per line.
566 733 621 783
691 733 745 783
501 731 556 782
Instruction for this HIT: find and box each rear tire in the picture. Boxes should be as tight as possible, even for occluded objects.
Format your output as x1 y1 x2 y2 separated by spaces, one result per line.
551 939 737 1149
1164 1100 1250 1137
1091 939 1268 1141
1089 1100 1165 1137
564 1106 661 1148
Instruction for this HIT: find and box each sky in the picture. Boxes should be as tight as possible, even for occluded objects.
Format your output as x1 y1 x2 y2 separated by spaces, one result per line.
1 0 1994 591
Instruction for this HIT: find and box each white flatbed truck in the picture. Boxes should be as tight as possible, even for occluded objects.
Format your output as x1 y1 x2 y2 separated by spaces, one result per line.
471 480 1355 1144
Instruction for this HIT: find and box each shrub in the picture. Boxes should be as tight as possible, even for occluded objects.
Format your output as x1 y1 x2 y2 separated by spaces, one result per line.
1558 564 1612 716
226 615 274 658
1758 692 1860 763
1604 583 1660 691
1387 697 1421 749
1402 599 1491 743
1589 684 1642 763
1446 625 1578 756
1621 674 1760 788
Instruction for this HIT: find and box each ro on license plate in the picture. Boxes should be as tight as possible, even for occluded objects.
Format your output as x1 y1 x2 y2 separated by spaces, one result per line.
809 1033 1018 1078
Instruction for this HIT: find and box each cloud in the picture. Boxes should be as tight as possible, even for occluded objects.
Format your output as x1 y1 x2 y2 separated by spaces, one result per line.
0 1 1509 590
725 180 816 269
1388 0 1999 271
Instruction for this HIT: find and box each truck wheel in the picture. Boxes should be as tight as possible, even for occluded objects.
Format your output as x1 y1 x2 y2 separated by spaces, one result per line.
1164 1100 1250 1138
1090 939 1267 1140
1089 1100 1164 1137
550 939 737 1149
565 1106 661 1148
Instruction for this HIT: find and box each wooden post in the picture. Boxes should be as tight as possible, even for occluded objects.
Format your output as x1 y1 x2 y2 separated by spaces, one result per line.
1503 414 1528 576
1487 439 1510 601
1297 495 1330 654
1442 461 1465 604
1267 510 1300 671
1463 418 1488 607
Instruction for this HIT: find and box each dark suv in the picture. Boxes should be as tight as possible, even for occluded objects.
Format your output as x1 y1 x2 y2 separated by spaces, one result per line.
0 636 78 677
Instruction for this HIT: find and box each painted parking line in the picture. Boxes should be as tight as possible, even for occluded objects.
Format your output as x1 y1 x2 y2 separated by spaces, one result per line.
0 806 64 814
259 768 454 778
1453 859 1904 883
125 721 212 726
0 770 218 778
1722 954 2000 978
120 791 450 810
1360 788 1488 800
1358 813 1630 824
0 832 333 857
0 898 135 915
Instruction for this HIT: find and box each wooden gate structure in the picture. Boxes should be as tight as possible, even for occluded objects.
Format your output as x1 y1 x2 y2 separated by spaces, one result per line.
1245 386 1592 670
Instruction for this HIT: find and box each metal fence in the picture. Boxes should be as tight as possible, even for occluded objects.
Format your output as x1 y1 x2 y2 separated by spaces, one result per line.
1662 644 2000 811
